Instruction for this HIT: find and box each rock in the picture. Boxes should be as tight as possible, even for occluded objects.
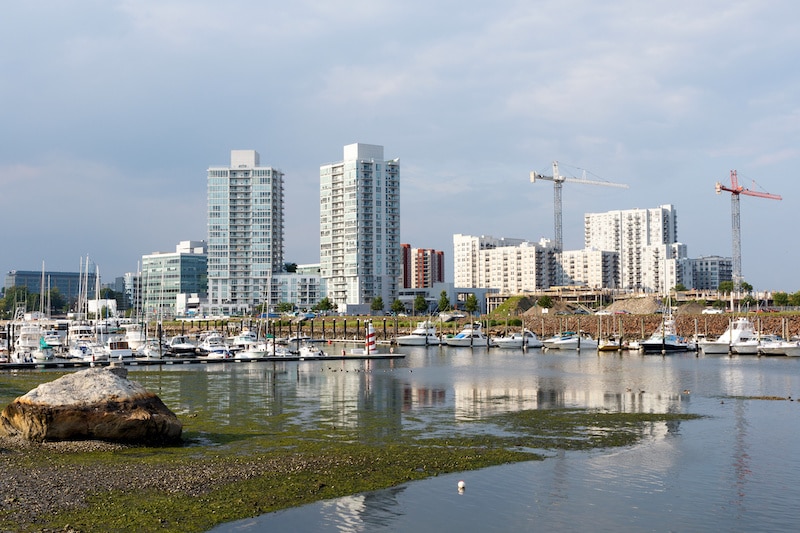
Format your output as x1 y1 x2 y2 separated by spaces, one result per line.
0 367 182 444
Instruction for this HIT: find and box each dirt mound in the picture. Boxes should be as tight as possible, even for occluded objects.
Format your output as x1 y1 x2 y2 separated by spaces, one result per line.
605 297 661 315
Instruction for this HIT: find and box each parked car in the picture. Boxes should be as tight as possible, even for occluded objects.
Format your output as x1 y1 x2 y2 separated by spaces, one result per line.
701 308 723 314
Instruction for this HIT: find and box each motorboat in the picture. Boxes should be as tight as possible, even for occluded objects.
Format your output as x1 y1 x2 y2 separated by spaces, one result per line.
197 332 228 356
104 336 134 360
546 331 598 351
236 342 291 358
598 337 623 352
542 331 577 349
298 344 327 357
229 329 259 351
396 321 441 346
167 334 199 356
640 318 690 354
492 329 542 349
757 336 800 356
698 317 757 355
445 322 495 347
68 339 106 362
202 346 234 359
121 323 147 351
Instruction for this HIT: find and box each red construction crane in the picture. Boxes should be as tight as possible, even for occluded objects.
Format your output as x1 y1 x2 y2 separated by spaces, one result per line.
715 170 782 292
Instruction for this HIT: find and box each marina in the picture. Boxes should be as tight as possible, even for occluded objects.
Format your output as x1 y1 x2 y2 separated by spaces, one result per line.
1 339 799 531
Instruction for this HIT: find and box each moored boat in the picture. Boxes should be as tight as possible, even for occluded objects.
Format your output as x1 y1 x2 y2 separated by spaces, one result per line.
547 331 598 351
396 321 441 346
167 334 198 356
492 329 542 349
445 322 495 347
640 318 690 354
698 317 757 355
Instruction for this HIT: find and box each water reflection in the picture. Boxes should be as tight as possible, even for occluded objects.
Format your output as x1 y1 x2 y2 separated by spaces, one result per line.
180 346 800 532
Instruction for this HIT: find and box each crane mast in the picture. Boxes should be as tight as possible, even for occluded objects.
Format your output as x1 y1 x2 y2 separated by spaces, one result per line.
530 161 628 251
715 170 782 293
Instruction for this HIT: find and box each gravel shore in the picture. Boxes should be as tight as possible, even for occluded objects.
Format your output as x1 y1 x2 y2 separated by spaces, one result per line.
0 436 313 532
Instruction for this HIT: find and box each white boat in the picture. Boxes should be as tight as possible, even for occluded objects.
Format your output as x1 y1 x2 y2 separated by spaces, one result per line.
286 334 312 345
104 336 133 360
396 321 441 346
121 323 147 350
640 318 690 354
445 322 495 347
542 331 577 349
237 342 291 358
136 339 165 359
14 322 55 361
548 331 598 350
197 331 228 355
167 334 198 356
202 346 234 359
698 317 758 355
68 339 106 361
42 328 64 350
298 344 327 357
757 337 800 356
492 329 542 349
229 329 259 351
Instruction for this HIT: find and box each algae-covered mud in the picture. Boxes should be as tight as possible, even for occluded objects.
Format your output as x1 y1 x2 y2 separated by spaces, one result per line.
0 360 702 533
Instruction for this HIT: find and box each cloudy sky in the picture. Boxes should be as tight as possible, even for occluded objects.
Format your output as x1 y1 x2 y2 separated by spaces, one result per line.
2 1 798 292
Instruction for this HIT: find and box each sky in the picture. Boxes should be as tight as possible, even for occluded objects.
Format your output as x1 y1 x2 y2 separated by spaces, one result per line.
1 1 798 292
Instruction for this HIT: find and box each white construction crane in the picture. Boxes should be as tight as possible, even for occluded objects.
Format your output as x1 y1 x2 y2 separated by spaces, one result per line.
530 161 629 251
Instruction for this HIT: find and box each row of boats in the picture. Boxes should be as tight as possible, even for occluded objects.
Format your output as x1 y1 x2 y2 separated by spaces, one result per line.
0 321 305 363
396 317 800 356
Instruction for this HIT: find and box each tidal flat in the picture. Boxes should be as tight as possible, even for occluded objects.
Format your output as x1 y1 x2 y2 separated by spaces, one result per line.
0 370 700 533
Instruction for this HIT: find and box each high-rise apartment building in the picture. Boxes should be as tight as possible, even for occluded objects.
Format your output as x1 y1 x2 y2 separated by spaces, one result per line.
207 150 284 316
584 204 690 292
320 143 400 311
401 244 445 289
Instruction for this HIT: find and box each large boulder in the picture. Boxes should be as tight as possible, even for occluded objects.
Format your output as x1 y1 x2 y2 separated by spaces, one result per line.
0 366 182 444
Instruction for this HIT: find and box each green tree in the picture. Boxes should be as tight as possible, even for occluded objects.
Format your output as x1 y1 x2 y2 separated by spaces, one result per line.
773 292 789 306
48 287 67 314
718 281 734 295
740 281 753 293
673 283 687 292
438 290 450 313
284 263 298 273
464 293 479 315
314 297 334 312
391 299 405 314
276 302 294 313
741 295 757 308
1 286 34 315
413 294 428 315
789 291 800 307
371 296 384 313
537 295 553 308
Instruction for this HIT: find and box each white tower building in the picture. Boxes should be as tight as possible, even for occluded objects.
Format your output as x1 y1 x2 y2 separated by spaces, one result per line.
320 143 400 312
584 204 689 293
206 150 284 316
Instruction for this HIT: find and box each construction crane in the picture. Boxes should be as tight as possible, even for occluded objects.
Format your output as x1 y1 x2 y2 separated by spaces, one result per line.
530 161 629 251
715 170 782 292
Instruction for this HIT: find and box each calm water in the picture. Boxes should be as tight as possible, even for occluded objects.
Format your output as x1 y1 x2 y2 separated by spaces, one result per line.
199 347 800 533
5 346 799 532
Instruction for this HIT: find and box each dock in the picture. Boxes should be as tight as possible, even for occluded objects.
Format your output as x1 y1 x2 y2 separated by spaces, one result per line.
0 352 405 371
